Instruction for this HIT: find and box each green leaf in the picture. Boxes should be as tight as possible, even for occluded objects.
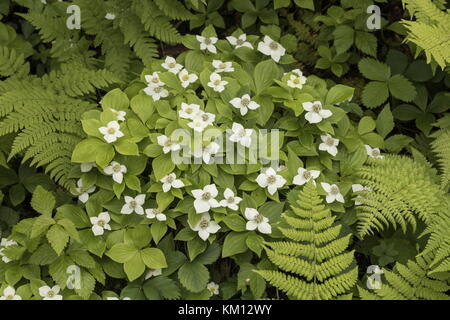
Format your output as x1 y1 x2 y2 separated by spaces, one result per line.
152 153 175 181
130 94 154 123
101 88 129 110
222 232 248 258
385 135 413 153
31 215 55 238
114 139 139 156
194 242 220 265
358 116 376 135
141 248 168 269
293 0 314 10
254 60 281 94
325 85 355 105
72 138 107 163
361 81 389 108
355 31 377 57
106 243 139 263
358 58 391 82
46 225 69 255
333 25 354 55
187 237 207 261
178 261 209 293
376 105 395 138
222 214 247 232
31 186 55 216
388 75 416 102
124 253 145 281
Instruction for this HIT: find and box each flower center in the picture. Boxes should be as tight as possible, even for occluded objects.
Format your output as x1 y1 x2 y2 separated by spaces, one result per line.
204 38 212 45
153 87 162 93
267 175 277 185
182 74 189 81
303 171 311 180
166 176 174 183
236 39 244 45
312 103 322 113
255 214 264 224
238 129 247 138
98 220 105 227
169 62 176 68
269 41 278 50
202 114 210 122
200 220 209 229
213 79 221 86
113 164 121 172
153 209 161 215
130 200 137 208
202 192 211 201
330 186 339 195
165 140 173 147
6 295 14 300
241 98 250 107
151 77 159 84
227 196 235 203
326 138 335 146
293 78 300 84
47 291 55 298
372 150 380 157
107 128 116 134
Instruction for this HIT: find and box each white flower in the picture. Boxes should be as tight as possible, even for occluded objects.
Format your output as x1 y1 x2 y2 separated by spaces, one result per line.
365 145 384 159
226 34 253 49
105 13 116 20
0 238 18 263
107 296 131 300
144 85 169 101
110 108 126 121
179 103 201 120
160 173 184 192
0 286 21 300
229 122 254 148
303 101 332 124
90 212 111 236
161 56 183 74
39 285 63 300
178 69 198 88
287 74 307 89
229 94 260 116
192 184 220 214
196 35 218 53
190 213 221 240
104 161 127 184
75 179 96 203
291 69 304 77
352 184 371 206
256 167 287 195
244 208 271 234
145 268 162 280
257 35 286 62
98 121 124 143
293 168 320 186
80 162 96 173
321 183 344 204
319 134 339 156
121 195 146 215
145 72 164 87
212 60 234 73
145 208 167 221
207 282 219 296
207 73 228 92
219 188 242 211
157 135 181 154
194 141 220 164
188 111 216 133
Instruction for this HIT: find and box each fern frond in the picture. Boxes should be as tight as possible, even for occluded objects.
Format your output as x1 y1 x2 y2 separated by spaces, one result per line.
256 183 357 300
153 0 194 20
0 46 30 77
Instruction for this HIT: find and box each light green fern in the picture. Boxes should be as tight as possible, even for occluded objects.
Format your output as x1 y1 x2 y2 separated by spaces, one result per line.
255 183 358 300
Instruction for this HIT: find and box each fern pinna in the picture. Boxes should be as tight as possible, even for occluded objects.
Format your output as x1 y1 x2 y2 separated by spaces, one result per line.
0 63 120 188
256 183 358 300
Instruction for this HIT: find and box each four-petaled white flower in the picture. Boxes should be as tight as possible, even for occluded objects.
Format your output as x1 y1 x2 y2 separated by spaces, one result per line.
229 122 254 148
293 168 320 186
179 103 201 120
39 285 63 300
365 145 384 159
219 188 242 211
303 101 332 124
244 208 271 234
157 135 181 154
212 60 234 73
104 161 127 184
161 56 183 74
121 194 145 215
256 167 287 195
226 34 253 49
90 212 111 236
230 94 260 116
145 268 162 280
188 111 216 132
110 108 126 122
287 73 307 89
0 238 17 263
160 173 184 192
190 212 221 241
352 184 371 206
207 282 219 296
80 162 96 173
257 35 286 62
178 69 198 88
99 121 124 143
145 72 164 87
145 208 167 221
196 35 218 53
319 134 339 156
192 184 220 213
75 179 96 203
321 183 344 204
105 13 116 20
194 141 220 164
207 73 228 92
0 286 21 300
144 85 169 101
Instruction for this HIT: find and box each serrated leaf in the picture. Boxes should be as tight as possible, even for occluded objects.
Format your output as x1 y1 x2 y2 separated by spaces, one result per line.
358 58 391 82
376 105 395 138
141 248 168 269
31 186 55 216
361 81 389 108
388 75 416 102
178 261 209 293
46 224 69 255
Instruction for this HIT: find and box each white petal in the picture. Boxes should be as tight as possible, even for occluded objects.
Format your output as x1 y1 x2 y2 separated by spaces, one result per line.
319 109 332 119
321 182 331 192
198 230 210 241
245 208 259 220
204 184 218 197
194 200 210 213
121 204 133 215
258 222 272 234
305 112 322 124
135 194 146 205
162 183 171 192
39 286 50 297
246 220 258 231
256 174 268 187
171 179 184 189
